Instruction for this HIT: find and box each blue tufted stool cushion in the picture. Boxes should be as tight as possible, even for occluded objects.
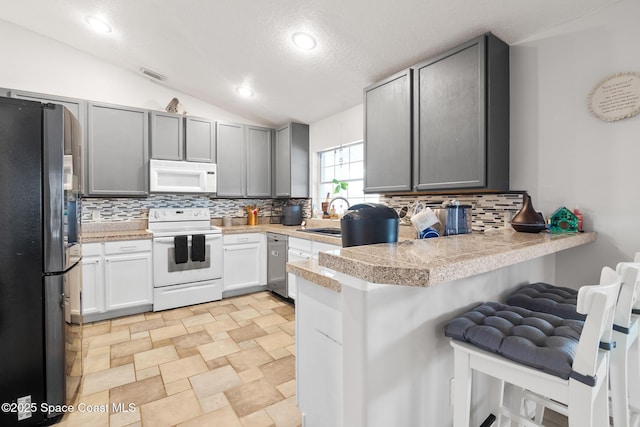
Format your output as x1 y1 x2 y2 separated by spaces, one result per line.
444 301 585 380
505 283 584 320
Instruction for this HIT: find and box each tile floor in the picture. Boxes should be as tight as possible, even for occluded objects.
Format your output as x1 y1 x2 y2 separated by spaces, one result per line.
58 292 301 427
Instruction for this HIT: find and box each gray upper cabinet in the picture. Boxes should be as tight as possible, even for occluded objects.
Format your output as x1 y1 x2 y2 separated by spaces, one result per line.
216 122 273 198
185 116 215 163
413 33 509 192
4 89 89 195
215 122 245 197
363 32 509 193
87 102 149 196
246 126 272 197
363 69 412 193
150 111 184 160
275 123 309 198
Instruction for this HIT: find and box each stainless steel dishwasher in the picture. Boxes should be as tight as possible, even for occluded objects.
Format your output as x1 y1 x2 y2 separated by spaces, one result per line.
267 233 288 298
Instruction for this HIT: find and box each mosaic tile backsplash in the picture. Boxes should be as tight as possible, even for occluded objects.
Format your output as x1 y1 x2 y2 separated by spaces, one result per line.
380 193 525 231
82 195 311 223
82 193 525 232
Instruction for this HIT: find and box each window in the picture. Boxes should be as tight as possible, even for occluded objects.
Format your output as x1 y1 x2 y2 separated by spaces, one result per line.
318 142 378 209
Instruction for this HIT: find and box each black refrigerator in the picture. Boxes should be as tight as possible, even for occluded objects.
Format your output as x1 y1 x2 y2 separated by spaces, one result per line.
0 96 82 426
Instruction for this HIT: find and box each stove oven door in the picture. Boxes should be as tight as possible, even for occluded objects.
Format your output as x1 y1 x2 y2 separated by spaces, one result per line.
152 234 223 287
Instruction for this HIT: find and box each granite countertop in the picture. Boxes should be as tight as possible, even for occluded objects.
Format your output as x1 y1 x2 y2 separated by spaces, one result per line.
290 229 596 291
286 259 341 293
81 221 152 243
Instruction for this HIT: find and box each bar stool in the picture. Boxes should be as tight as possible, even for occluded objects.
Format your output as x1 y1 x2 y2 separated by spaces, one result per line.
445 266 628 426
506 255 640 427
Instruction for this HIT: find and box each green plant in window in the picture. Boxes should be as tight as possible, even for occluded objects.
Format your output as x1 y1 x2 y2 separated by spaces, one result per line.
332 178 348 194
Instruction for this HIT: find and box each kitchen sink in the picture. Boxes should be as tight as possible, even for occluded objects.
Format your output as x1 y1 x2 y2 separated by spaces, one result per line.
297 227 342 237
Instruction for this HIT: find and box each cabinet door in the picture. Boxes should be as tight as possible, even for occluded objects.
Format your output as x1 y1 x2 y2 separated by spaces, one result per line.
81 256 104 315
87 103 149 196
104 252 153 310
275 126 291 197
246 126 272 197
150 111 184 160
216 122 245 197
413 36 486 191
364 69 412 193
185 116 215 162
223 243 261 291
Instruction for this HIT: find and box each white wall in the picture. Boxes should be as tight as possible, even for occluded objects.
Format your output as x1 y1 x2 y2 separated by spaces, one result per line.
510 0 640 284
0 19 260 125
308 104 363 208
309 0 640 285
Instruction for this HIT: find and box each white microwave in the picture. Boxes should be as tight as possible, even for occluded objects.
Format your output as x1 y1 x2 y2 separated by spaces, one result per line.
150 159 216 194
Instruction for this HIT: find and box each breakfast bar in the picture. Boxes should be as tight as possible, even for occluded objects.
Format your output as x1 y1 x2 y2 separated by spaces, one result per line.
287 229 596 427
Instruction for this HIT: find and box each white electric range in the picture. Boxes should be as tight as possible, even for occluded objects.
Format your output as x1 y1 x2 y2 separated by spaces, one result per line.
147 208 223 311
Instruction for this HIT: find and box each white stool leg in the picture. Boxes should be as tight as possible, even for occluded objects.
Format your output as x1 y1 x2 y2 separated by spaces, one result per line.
629 322 640 419
453 347 472 427
568 380 596 427
611 331 631 427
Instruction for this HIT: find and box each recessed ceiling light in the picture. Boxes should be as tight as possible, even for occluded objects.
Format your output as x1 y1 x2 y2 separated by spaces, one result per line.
236 86 255 98
292 32 317 50
85 16 112 34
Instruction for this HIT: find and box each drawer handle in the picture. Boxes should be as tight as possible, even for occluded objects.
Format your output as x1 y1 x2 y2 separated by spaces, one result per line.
237 238 249 241
119 246 138 251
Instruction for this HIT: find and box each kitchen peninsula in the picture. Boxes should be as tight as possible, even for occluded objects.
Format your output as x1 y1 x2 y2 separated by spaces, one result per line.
287 229 596 427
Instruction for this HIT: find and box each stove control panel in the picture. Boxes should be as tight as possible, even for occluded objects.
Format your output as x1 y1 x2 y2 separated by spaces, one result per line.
149 208 211 223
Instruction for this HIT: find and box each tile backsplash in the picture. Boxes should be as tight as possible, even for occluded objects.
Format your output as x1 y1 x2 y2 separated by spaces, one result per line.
82 193 524 232
380 193 525 231
82 195 311 223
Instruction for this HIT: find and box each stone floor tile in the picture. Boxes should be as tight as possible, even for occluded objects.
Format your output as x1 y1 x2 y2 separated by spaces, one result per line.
208 305 238 316
130 331 150 340
198 338 242 361
111 337 152 359
172 330 213 350
151 338 174 349
260 356 295 387
250 299 282 312
133 345 179 371
205 356 230 370
240 409 276 427
82 322 112 338
225 378 284 418
135 366 160 381
285 344 296 356
128 317 166 334
108 407 140 427
159 354 208 384
144 312 163 320
83 351 111 374
185 325 205 334
198 391 230 413
176 347 200 359
87 329 130 349
149 323 188 342
190 365 242 400
82 363 136 396
238 366 264 383
204 318 240 336
165 378 192 396
278 321 295 336
110 313 146 327
57 390 110 427
161 307 193 321
227 346 274 372
253 313 288 329
230 308 261 322
255 331 294 352
268 347 292 360
264 396 302 427
140 389 202 427
276 379 296 398
239 340 260 350
110 375 166 411
177 405 242 427
228 323 268 343
111 354 134 368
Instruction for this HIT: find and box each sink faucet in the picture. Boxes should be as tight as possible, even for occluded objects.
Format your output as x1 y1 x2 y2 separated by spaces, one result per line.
328 197 350 218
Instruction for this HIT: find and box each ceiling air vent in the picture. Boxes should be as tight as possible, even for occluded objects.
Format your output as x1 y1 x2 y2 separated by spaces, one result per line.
140 67 167 82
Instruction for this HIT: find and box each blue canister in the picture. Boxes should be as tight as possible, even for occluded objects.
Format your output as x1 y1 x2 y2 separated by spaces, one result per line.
445 204 472 235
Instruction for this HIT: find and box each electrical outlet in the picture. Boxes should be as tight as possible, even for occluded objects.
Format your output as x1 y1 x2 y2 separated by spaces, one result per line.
91 210 100 221
17 395 32 421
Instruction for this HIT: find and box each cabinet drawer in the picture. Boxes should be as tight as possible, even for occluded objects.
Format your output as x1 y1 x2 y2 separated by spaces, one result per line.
313 241 340 255
82 242 102 257
223 233 261 245
289 237 312 252
104 239 151 255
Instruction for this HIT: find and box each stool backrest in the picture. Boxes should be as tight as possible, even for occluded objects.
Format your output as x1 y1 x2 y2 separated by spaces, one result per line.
614 260 640 328
573 266 624 377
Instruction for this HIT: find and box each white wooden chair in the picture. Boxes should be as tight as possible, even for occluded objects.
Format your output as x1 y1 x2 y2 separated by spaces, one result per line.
611 256 640 427
449 266 629 427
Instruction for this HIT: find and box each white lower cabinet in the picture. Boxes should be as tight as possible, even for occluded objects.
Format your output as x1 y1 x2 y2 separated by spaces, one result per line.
223 233 266 292
81 240 152 322
287 237 339 300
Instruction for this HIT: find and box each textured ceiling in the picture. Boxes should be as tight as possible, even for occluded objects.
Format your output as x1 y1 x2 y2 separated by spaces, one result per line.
0 0 619 126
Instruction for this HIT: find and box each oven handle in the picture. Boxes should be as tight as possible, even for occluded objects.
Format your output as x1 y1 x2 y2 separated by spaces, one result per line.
153 235 221 244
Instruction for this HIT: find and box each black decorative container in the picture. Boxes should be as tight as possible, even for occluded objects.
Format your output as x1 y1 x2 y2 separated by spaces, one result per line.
341 203 399 247
511 194 547 233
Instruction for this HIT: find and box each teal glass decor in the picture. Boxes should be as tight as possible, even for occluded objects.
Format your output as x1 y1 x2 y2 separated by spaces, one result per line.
549 207 579 234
